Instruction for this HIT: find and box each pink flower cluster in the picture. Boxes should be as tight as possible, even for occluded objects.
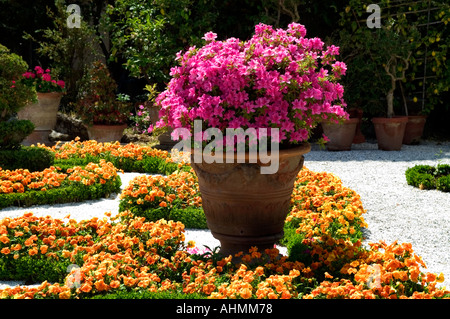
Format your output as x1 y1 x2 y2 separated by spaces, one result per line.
154 23 348 146
22 66 65 93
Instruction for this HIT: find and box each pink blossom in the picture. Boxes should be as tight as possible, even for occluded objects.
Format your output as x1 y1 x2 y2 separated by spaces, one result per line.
56 80 65 88
202 31 217 42
42 73 51 82
34 66 44 74
154 23 348 147
332 61 347 77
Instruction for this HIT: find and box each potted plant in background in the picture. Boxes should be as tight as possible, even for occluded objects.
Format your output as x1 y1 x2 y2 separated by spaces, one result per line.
154 23 348 257
17 66 65 146
134 84 177 150
0 44 36 150
75 61 130 143
359 27 413 151
316 43 359 152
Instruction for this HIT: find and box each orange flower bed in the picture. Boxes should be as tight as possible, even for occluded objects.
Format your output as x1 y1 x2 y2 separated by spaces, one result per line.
289 167 368 241
0 166 448 299
38 138 173 162
119 169 202 210
0 160 119 194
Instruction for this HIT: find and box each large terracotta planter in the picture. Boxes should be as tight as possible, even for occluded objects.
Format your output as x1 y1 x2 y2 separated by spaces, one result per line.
321 118 359 151
86 124 127 143
17 92 62 146
403 115 427 145
348 108 366 144
372 116 408 151
190 143 311 258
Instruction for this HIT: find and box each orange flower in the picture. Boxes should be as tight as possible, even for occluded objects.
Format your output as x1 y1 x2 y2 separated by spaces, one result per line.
0 235 9 244
40 245 48 254
159 201 167 208
109 280 120 289
79 283 92 293
94 279 109 292
28 247 38 256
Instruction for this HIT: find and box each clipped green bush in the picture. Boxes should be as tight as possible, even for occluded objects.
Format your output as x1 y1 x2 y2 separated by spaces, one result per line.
119 204 207 230
0 145 54 171
90 290 206 300
0 43 37 120
0 254 72 283
436 175 450 192
0 119 34 150
405 164 450 192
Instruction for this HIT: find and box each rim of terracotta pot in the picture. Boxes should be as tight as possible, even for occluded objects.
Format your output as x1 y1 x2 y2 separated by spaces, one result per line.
371 116 409 124
89 123 128 128
322 117 359 125
36 92 63 98
190 142 311 164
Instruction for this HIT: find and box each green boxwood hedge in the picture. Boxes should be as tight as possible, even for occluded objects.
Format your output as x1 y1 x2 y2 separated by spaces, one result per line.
0 146 54 172
0 120 34 150
118 204 207 229
405 164 450 192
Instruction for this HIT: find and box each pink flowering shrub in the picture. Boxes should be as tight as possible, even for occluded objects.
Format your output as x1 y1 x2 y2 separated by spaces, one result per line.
21 66 65 93
153 23 348 148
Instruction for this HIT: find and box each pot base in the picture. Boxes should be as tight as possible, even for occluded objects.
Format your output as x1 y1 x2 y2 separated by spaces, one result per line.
87 124 127 143
21 130 53 147
403 115 427 145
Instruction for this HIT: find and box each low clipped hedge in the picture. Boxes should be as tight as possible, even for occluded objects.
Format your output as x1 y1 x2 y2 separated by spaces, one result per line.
405 164 450 192
91 290 206 300
119 205 207 229
0 146 54 172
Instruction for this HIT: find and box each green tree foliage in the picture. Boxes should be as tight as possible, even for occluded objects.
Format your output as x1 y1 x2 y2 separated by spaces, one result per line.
104 0 219 87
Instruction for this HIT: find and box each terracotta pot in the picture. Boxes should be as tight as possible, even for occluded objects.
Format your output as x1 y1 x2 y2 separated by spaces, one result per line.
156 128 178 151
372 116 408 151
348 108 366 144
321 118 359 151
403 115 427 145
190 143 311 258
18 92 62 146
87 124 127 143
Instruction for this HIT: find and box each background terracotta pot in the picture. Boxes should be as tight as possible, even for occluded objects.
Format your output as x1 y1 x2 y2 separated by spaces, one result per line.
322 118 359 151
403 115 427 145
348 108 366 144
190 143 311 258
17 92 62 146
87 123 127 143
372 116 408 151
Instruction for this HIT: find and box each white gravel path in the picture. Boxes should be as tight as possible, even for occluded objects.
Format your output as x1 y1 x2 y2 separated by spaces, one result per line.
1 140 449 291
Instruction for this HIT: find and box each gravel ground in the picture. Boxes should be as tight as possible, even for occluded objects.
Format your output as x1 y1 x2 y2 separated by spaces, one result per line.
1 139 449 291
